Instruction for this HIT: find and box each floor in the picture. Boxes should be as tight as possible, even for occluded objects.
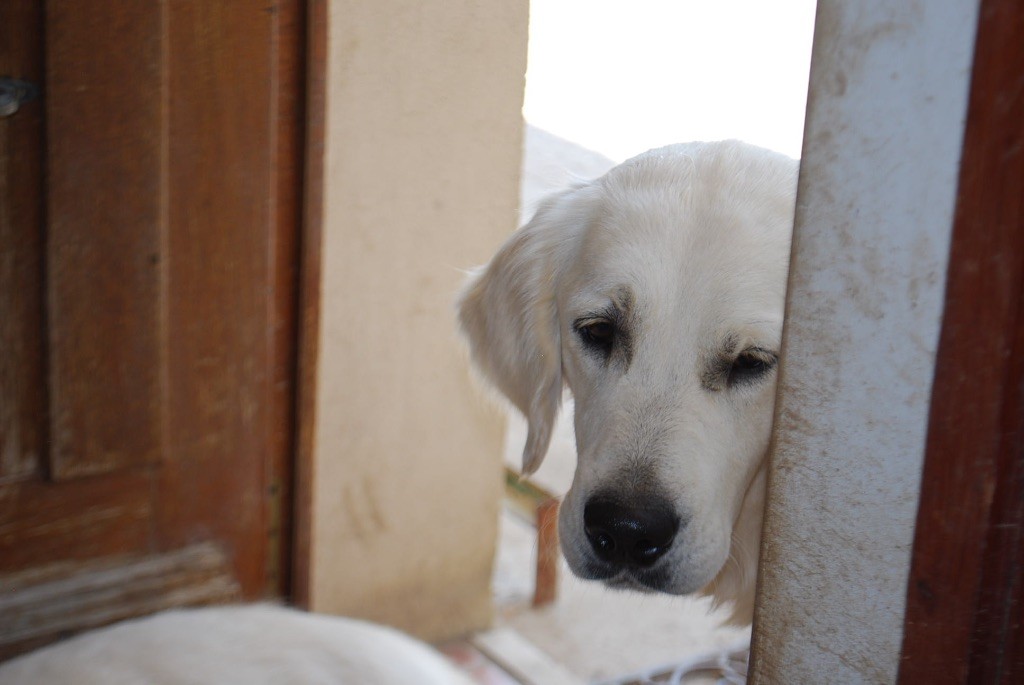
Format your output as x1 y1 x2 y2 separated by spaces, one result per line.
441 126 749 685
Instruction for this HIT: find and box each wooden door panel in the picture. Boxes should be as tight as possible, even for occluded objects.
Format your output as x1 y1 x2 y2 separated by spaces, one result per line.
0 0 45 483
46 1 164 479
160 1 294 597
0 0 305 658
269 0 306 599
0 472 151 574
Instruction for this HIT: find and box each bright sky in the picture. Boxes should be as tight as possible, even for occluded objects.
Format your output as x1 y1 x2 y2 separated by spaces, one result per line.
523 0 818 161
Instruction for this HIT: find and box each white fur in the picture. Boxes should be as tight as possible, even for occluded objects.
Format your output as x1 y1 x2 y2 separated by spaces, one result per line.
459 141 797 623
0 605 472 685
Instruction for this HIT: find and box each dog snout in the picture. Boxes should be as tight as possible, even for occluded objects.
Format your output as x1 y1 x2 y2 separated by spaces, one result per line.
583 497 680 567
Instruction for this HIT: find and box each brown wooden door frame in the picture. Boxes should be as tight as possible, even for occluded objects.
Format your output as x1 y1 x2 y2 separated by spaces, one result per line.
898 0 1024 680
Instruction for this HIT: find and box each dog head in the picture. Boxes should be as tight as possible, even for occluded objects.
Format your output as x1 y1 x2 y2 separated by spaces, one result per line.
459 141 797 622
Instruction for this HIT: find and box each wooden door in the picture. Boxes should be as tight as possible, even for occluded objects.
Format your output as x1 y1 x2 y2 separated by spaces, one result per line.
1 0 305 659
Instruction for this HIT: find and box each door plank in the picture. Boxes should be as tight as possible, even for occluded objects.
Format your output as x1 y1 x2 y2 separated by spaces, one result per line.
159 0 299 598
45 3 165 479
0 0 46 483
0 542 240 660
0 471 151 574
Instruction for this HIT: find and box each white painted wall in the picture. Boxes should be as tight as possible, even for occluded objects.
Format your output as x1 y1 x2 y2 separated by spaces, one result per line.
751 1 979 682
310 0 528 641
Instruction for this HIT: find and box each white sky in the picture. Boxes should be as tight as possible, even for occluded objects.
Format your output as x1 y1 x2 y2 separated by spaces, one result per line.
523 0 818 161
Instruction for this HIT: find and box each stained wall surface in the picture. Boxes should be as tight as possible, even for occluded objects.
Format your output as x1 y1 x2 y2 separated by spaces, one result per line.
751 1 979 682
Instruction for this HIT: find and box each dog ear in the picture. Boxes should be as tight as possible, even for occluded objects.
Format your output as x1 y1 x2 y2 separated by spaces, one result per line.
458 187 590 475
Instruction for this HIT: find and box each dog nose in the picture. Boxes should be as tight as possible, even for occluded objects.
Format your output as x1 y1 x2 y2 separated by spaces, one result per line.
583 498 679 567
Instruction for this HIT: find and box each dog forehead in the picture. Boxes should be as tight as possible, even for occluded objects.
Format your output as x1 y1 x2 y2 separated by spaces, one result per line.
556 141 794 329
562 217 787 346
568 195 773 303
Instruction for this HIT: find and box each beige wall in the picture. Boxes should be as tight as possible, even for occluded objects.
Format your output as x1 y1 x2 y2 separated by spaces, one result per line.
310 0 528 641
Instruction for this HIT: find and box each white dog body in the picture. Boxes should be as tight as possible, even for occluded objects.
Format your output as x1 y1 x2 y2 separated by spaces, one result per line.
0 605 472 685
460 141 797 623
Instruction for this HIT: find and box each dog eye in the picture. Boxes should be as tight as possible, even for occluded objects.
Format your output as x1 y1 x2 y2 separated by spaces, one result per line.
727 349 777 387
575 320 616 355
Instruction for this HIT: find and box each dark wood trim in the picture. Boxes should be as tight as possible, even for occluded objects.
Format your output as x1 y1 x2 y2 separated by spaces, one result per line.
898 0 1024 681
265 0 305 601
290 0 327 609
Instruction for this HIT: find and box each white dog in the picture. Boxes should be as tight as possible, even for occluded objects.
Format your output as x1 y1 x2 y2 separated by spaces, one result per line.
0 605 473 685
459 140 797 623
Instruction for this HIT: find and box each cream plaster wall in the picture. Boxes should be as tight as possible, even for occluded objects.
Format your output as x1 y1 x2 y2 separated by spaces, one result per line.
310 0 528 641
